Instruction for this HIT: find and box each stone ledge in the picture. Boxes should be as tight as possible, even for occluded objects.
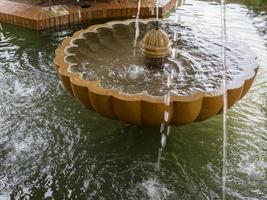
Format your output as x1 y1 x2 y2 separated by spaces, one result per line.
0 0 179 29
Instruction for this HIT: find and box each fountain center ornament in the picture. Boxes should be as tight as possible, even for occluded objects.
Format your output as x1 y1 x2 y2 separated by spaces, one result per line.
140 22 172 59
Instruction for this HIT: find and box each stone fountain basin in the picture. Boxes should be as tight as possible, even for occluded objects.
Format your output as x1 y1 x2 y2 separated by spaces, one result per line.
54 19 259 126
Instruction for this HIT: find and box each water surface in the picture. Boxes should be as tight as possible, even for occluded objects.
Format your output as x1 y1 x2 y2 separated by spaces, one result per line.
67 20 257 96
0 0 266 199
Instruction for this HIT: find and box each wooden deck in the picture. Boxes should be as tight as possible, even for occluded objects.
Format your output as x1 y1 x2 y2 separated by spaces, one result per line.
0 0 179 29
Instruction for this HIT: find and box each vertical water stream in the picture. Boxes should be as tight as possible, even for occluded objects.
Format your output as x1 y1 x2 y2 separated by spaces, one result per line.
77 0 82 21
156 0 159 21
132 0 172 196
221 0 228 199
133 0 142 56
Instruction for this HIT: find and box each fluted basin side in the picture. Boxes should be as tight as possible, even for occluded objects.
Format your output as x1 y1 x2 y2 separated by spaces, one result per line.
54 19 259 126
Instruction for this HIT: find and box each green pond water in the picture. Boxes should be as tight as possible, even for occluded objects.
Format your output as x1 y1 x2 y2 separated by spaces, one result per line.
0 0 266 199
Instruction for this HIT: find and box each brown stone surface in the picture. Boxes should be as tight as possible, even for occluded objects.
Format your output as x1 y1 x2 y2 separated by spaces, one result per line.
54 19 259 126
0 0 179 29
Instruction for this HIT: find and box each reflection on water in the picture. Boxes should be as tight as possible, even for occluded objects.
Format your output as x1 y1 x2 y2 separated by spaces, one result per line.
0 0 266 199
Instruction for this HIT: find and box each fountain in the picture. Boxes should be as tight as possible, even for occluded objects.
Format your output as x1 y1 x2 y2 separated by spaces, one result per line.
54 19 259 126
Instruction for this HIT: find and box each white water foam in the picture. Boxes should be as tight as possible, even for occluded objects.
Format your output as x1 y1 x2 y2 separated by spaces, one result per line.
141 178 173 200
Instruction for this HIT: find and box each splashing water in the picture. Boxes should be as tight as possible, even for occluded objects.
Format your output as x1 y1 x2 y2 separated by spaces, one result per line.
221 0 228 199
140 178 173 200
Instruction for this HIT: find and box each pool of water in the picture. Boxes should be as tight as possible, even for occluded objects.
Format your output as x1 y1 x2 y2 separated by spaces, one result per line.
67 19 257 96
0 0 266 199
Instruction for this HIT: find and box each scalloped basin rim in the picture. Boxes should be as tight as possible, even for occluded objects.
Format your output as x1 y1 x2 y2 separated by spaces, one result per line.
60 18 258 101
54 18 259 125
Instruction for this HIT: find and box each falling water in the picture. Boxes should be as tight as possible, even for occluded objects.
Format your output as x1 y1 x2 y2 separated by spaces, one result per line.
154 0 168 176
132 0 173 183
221 0 228 199
156 0 159 21
156 5 178 166
0 23 3 40
77 0 82 21
131 0 173 195
155 125 170 173
133 0 141 56
151 62 173 200
155 60 173 179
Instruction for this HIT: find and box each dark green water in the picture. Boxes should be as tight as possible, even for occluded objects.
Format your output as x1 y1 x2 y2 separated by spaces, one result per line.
0 0 266 199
